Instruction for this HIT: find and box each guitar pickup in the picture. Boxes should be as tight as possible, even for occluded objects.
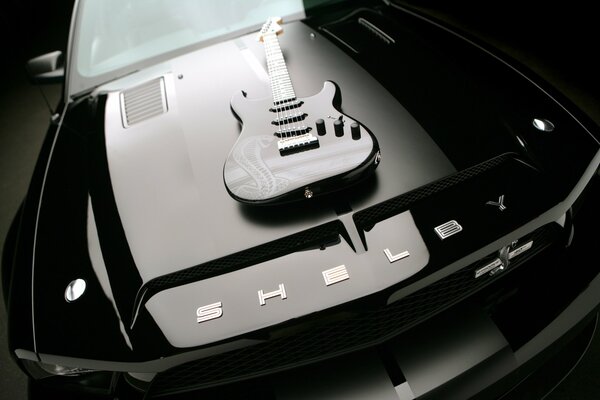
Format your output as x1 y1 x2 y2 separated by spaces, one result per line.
269 100 304 113
272 113 308 126
278 133 319 155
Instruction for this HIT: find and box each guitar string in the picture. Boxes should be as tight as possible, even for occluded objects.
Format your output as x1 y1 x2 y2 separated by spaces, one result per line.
283 39 301 137
268 34 292 139
270 32 297 139
266 31 307 140
283 41 305 136
269 34 292 139
270 33 285 138
265 34 285 139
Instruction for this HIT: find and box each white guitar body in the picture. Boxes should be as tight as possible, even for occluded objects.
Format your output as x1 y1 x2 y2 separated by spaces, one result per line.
223 18 380 205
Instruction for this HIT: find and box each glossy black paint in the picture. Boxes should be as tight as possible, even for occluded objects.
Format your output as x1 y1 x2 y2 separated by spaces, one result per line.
30 97 138 359
28 96 173 360
6 106 64 356
307 6 599 176
5 0 598 372
409 156 557 265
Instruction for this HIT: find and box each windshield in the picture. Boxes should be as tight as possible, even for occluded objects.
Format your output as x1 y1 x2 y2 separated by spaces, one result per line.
69 0 309 94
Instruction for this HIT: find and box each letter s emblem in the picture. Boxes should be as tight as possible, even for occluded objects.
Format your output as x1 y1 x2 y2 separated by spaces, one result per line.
196 302 223 323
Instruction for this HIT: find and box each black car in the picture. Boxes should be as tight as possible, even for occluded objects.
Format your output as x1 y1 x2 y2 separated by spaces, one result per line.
3 0 599 398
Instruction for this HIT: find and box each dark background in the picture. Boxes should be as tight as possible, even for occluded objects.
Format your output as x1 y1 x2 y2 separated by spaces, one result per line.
0 0 598 398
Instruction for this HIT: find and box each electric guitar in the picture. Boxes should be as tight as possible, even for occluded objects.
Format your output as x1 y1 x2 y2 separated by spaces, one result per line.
223 17 380 204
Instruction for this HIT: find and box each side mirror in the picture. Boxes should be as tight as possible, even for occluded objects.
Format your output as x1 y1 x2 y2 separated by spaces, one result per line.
26 51 64 84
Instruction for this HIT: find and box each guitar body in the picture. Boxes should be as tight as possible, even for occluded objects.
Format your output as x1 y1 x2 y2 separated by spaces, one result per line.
223 81 380 204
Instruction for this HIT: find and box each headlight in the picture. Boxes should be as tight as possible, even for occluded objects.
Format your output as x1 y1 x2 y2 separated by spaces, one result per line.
38 362 96 376
21 359 96 379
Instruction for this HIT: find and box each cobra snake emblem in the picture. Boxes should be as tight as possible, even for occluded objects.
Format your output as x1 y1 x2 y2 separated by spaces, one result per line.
230 135 289 200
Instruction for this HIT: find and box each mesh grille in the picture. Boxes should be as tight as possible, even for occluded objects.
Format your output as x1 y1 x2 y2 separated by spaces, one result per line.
145 221 343 292
147 224 559 398
354 153 511 229
120 77 168 127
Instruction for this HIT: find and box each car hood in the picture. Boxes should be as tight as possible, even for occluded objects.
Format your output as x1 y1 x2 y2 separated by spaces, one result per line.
98 21 455 285
96 20 455 346
28 13 599 362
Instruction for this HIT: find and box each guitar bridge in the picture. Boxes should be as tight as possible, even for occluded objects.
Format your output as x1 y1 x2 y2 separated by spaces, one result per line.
278 133 319 155
274 127 312 138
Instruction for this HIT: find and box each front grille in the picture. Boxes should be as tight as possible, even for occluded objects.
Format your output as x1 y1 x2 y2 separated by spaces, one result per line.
147 224 560 397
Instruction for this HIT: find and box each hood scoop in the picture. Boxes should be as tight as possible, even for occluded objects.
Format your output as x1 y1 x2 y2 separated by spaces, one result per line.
119 77 168 128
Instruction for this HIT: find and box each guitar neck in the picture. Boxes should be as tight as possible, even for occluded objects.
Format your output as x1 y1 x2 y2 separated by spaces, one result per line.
262 32 296 105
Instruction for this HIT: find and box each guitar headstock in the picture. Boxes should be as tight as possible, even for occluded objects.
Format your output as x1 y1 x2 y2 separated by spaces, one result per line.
257 17 283 42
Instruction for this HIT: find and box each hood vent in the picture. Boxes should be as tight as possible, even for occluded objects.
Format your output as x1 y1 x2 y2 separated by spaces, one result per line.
119 77 168 128
358 17 395 45
320 10 398 55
